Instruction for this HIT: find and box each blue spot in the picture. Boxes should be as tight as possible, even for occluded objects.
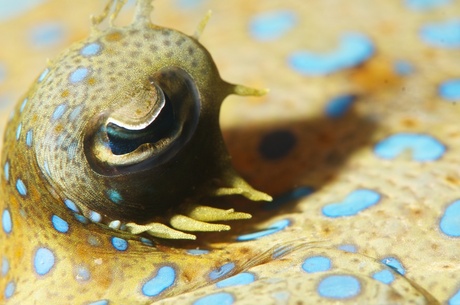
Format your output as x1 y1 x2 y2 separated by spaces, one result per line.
68 141 78 160
52 103 67 121
338 244 357 253
29 22 66 48
76 265 90 281
74 214 89 224
107 189 123 204
193 292 235 305
88 301 109 305
273 291 290 302
140 238 154 247
237 219 290 241
250 10 297 41
264 186 314 210
69 67 89 83
43 161 51 176
16 123 22 140
259 129 297 160
420 19 460 48
405 0 451 10
89 211 101 223
4 281 15 298
51 215 69 233
111 237 128 251
374 133 445 161
216 272 255 288
34 247 55 276
272 246 292 259
2 257 9 276
394 60 414 76
38 68 49 82
322 189 381 218
317 275 361 299
19 98 28 113
64 199 79 212
81 42 102 56
26 129 33 147
289 33 374 75
2 210 11 234
325 94 357 118
449 289 460 305
439 79 460 102
4 162 9 181
142 266 176 297
302 256 332 273
16 179 27 196
187 249 210 255
381 257 405 275
69 105 83 121
373 269 395 285
209 262 235 281
440 200 460 237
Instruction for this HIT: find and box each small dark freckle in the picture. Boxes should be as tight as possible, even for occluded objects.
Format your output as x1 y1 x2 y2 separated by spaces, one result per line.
162 29 171 36
130 51 140 57
134 42 142 48
191 61 198 67
188 47 194 55
122 41 129 47
166 51 173 58
150 45 158 52
129 29 139 35
176 37 186 46
163 40 171 46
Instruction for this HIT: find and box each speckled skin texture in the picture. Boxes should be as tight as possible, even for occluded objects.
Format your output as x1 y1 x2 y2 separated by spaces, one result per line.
1 0 460 304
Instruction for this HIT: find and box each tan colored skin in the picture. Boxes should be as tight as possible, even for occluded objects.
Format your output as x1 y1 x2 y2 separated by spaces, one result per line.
0 1 275 303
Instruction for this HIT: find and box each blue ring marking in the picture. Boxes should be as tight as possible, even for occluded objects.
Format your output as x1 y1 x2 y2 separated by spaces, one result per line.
38 68 49 82
74 214 89 224
420 19 460 48
107 189 123 204
264 186 314 210
381 257 405 275
69 105 83 121
209 262 235 281
142 266 176 297
81 42 102 56
249 10 298 41
4 281 15 299
272 246 292 259
2 209 12 234
89 211 102 223
193 292 235 305
394 60 414 76
440 200 460 237
76 265 90 281
43 161 51 176
111 237 128 251
374 133 446 161
302 256 332 273
216 272 255 288
51 215 69 233
64 199 79 212
16 179 27 196
2 256 9 276
69 67 89 83
289 33 374 75
88 301 109 305
325 94 357 118
52 103 67 121
237 219 291 241
4 161 9 181
439 79 460 102
338 244 357 253
67 141 78 160
34 247 55 276
16 123 22 140
405 0 451 10
259 129 297 160
29 21 65 48
187 249 210 255
449 289 460 305
19 98 28 113
372 269 395 285
322 189 381 218
317 275 361 299
26 129 33 147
